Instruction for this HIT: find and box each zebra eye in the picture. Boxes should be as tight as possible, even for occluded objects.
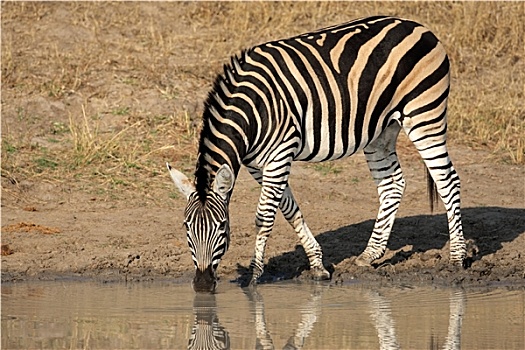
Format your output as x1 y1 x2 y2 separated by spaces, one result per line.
218 221 227 232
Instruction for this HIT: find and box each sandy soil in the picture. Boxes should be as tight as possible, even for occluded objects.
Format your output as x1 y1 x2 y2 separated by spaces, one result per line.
2 147 524 287
1 3 524 288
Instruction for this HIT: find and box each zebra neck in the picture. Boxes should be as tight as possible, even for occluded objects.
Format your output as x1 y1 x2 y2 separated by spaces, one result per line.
194 151 241 202
193 60 254 202
194 124 244 202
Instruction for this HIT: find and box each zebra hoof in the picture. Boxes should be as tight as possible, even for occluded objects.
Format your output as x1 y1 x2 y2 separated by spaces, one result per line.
310 266 331 281
249 276 258 287
451 257 471 269
237 273 257 288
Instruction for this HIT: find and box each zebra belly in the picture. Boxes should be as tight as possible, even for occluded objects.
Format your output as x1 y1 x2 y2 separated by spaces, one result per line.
293 110 400 163
293 141 359 162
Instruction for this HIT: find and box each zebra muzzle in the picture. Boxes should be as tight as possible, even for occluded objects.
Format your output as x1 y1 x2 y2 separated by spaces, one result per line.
193 265 217 293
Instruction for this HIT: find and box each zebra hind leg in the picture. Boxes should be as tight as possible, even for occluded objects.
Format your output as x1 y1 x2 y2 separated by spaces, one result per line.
356 123 405 266
247 166 330 281
404 116 467 266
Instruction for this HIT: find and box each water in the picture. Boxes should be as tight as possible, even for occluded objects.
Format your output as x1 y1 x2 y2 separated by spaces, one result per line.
1 281 524 349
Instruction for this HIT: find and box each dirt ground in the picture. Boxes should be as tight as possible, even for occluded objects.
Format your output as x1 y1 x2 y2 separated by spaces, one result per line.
2 146 524 287
1 3 524 288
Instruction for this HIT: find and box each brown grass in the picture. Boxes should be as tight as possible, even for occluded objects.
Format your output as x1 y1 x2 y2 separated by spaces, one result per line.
1 2 523 203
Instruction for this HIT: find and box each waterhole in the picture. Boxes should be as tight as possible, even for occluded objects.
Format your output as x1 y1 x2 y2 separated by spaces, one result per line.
1 281 523 349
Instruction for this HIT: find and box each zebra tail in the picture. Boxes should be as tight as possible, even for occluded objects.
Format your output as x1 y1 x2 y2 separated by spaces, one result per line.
426 167 439 214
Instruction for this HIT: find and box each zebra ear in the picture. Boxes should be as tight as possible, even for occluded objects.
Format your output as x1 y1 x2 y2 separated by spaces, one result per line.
166 163 195 199
213 164 234 198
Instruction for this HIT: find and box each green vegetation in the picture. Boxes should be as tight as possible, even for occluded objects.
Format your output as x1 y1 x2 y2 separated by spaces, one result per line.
314 162 342 176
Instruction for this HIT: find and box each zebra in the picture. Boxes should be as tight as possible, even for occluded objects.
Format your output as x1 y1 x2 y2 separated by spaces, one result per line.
167 15 467 292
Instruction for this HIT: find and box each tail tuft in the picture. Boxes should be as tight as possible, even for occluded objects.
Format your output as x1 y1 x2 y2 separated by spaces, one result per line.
426 167 439 213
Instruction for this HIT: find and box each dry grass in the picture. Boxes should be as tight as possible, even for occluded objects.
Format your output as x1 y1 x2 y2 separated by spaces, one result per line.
1 2 523 203
2 222 60 235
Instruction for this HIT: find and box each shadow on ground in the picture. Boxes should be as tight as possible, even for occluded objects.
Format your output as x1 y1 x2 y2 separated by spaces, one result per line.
237 207 525 283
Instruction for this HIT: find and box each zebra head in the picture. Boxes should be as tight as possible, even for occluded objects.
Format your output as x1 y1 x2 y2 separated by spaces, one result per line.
167 163 234 293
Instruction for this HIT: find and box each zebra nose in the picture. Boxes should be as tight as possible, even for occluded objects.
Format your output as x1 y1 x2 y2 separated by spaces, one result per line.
192 265 217 293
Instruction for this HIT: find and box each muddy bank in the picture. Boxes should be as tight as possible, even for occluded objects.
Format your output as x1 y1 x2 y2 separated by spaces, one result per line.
2 154 524 288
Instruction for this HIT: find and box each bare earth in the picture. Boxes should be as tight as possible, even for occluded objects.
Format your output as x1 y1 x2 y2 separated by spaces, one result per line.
1 3 524 288
2 147 524 287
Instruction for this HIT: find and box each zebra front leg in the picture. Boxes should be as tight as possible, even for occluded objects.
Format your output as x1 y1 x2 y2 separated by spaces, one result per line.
280 186 330 280
247 180 287 286
247 166 330 281
357 123 405 266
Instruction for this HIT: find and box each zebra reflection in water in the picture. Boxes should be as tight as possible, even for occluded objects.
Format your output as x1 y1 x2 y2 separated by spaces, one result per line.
187 286 466 349
188 293 230 350
187 285 326 350
365 288 466 350
244 285 327 350
440 289 466 350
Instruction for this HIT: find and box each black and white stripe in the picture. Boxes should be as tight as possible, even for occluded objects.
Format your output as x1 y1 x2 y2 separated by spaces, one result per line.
188 293 230 350
168 16 467 291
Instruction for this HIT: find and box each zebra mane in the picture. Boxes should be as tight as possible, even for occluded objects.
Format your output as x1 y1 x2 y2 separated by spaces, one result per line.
194 51 249 202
